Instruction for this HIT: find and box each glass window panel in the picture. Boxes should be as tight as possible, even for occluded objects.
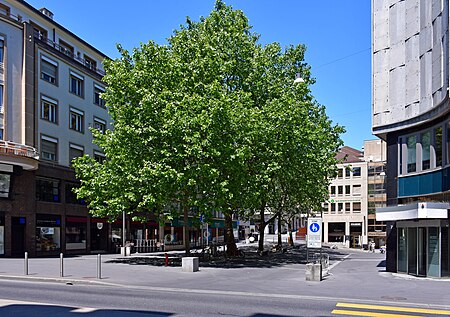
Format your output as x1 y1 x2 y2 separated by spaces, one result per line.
435 127 443 167
407 135 416 173
421 131 430 170
398 227 407 273
428 227 440 277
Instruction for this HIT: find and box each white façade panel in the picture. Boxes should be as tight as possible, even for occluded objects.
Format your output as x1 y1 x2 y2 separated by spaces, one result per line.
373 49 389 73
390 42 405 70
419 26 432 57
420 51 432 112
431 0 444 21
373 11 390 52
405 0 419 40
389 66 405 109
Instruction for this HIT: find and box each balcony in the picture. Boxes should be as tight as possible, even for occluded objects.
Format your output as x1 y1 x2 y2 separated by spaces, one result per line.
0 140 39 170
34 34 105 77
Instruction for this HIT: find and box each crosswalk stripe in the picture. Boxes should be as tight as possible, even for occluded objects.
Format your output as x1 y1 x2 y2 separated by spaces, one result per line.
332 309 422 317
336 302 450 315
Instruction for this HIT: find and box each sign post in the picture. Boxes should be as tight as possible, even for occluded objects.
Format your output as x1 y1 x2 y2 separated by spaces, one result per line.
307 217 323 280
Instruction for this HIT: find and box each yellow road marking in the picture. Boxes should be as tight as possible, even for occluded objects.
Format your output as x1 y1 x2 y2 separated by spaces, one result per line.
336 302 450 315
332 309 422 317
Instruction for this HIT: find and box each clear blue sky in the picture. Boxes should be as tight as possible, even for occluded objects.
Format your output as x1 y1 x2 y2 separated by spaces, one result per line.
27 0 373 150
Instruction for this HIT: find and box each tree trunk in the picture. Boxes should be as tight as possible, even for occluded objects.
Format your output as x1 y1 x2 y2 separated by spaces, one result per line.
258 203 266 253
225 212 238 256
277 213 282 248
183 203 190 256
287 219 294 246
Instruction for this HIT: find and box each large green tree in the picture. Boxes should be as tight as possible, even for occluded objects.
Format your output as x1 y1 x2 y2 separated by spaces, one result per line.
73 0 344 256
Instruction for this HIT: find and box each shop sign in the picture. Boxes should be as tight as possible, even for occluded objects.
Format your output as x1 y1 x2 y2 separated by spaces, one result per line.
97 223 104 230
37 219 60 227
40 227 55 234
350 222 361 227
329 197 361 203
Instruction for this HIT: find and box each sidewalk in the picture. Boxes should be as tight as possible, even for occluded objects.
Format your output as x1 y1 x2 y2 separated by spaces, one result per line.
0 247 449 308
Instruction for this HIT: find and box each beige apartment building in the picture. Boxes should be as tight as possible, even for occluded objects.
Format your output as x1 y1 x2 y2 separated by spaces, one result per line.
322 140 387 249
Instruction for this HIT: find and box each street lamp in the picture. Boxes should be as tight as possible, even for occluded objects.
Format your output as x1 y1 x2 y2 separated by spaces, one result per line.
294 72 305 84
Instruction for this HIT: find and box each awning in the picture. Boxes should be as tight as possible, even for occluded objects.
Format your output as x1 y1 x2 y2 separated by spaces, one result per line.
376 202 450 221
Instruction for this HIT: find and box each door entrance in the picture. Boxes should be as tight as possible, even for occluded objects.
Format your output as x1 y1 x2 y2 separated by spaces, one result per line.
90 222 108 252
11 217 26 257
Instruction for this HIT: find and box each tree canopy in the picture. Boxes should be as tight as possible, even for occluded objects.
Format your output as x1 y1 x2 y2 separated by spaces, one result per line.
73 0 344 254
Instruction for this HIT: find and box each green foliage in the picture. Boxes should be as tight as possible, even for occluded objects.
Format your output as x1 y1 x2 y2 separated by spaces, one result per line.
73 0 344 231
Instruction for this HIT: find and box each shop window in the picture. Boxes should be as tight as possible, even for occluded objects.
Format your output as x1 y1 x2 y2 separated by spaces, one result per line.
66 217 87 250
407 135 416 173
36 178 60 202
36 215 61 252
421 131 431 170
0 173 11 198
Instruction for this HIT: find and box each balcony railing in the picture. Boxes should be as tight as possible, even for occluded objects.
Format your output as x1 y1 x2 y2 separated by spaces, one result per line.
0 140 39 159
34 34 106 77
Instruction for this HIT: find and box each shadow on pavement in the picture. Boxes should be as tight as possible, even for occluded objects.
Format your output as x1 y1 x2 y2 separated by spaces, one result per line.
106 245 350 269
0 304 172 317
377 260 386 268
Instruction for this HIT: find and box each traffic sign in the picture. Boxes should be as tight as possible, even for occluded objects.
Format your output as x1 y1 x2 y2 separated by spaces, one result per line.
307 217 322 248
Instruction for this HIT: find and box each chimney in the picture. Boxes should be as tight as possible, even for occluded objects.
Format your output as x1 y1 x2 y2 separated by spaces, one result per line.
39 8 53 20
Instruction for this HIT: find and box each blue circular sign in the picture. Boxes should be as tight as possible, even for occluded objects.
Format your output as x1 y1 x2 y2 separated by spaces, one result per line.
309 222 320 233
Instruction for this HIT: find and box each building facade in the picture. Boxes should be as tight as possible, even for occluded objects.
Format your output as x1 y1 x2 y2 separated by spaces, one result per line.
323 146 369 248
0 0 114 257
372 0 450 277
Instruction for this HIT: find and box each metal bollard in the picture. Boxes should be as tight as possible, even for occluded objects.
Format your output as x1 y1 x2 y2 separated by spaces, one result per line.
24 252 28 275
96 254 102 279
60 253 64 277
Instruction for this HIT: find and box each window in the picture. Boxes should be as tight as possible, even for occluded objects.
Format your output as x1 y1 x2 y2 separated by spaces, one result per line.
407 135 416 173
352 167 361 177
41 96 57 123
0 85 3 113
345 202 351 212
421 131 430 170
0 38 4 63
337 169 343 179
69 144 83 165
94 151 105 163
345 185 350 195
41 136 57 161
352 184 361 196
331 203 336 213
330 186 336 196
59 40 74 57
353 202 361 212
84 55 97 71
0 173 11 198
0 4 10 17
41 56 57 84
345 167 351 178
435 127 442 167
36 178 60 202
0 129 3 140
32 24 47 39
70 108 84 132
69 71 84 97
94 84 106 107
338 203 343 213
65 184 85 205
93 117 106 133
338 186 343 196
36 215 61 252
322 203 329 213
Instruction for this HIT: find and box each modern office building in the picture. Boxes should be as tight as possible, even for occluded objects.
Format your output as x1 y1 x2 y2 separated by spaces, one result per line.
0 0 113 257
372 0 450 277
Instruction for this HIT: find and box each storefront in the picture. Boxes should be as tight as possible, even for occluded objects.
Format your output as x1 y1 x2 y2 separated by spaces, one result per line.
36 214 61 253
350 222 362 248
328 222 345 243
377 202 450 278
65 217 87 252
